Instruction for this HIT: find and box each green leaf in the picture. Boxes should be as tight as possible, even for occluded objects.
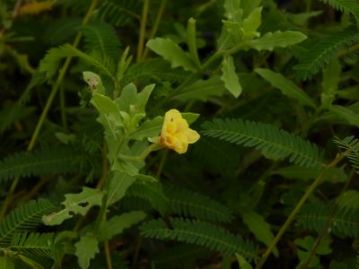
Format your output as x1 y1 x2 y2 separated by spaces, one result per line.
321 58 341 107
137 84 155 113
0 147 88 184
247 31 307 51
75 233 99 269
329 105 359 127
241 211 278 257
221 55 242 98
273 166 347 183
319 0 359 23
146 38 197 72
83 71 105 94
224 0 242 20
17 254 44 269
131 116 163 140
42 187 103 226
242 7 262 39
182 113 200 124
235 254 253 269
91 92 120 116
172 76 225 101
106 170 137 206
255 68 316 108
39 44 113 80
186 18 201 67
141 218 257 260
99 211 146 241
294 28 359 80
202 118 323 167
116 83 155 115
0 256 14 269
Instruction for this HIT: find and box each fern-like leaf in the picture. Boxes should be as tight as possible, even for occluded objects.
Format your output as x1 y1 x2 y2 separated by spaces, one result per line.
10 232 55 258
334 136 359 170
165 185 234 223
297 202 359 238
202 118 322 168
319 0 359 22
294 28 359 80
97 0 140 27
126 180 170 215
38 44 114 81
0 199 55 245
0 147 88 183
336 190 359 212
80 21 121 61
122 59 188 85
140 218 257 260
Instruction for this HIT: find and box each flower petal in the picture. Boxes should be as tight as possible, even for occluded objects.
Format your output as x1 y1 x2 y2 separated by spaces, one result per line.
186 129 200 144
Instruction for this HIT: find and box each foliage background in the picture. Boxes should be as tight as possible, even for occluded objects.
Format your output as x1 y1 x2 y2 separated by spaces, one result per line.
0 0 358 268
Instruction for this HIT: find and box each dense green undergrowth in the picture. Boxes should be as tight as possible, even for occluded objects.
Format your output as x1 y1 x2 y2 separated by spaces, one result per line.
0 0 358 268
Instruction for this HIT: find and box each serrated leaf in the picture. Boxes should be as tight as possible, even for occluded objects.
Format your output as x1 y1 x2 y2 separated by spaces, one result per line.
255 68 316 108
146 38 197 72
99 211 146 241
75 233 99 269
221 55 242 97
248 31 307 51
242 7 262 39
42 187 103 226
242 211 278 257
224 0 242 20
83 71 105 94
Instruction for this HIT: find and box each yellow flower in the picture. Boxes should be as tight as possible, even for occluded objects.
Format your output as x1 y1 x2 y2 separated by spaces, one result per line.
159 109 200 154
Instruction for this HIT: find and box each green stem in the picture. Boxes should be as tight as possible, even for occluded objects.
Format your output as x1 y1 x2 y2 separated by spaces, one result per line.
298 168 355 269
337 43 359 58
104 241 113 269
255 152 348 269
60 86 68 130
156 150 168 178
0 0 99 220
28 0 98 150
137 0 150 61
143 0 167 59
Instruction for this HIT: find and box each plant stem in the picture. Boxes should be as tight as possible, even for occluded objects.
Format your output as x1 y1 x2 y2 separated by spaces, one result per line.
60 86 68 130
0 0 98 220
137 0 150 61
104 241 113 269
298 168 355 269
156 150 168 178
337 43 359 58
28 0 98 150
255 152 348 269
143 0 167 59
